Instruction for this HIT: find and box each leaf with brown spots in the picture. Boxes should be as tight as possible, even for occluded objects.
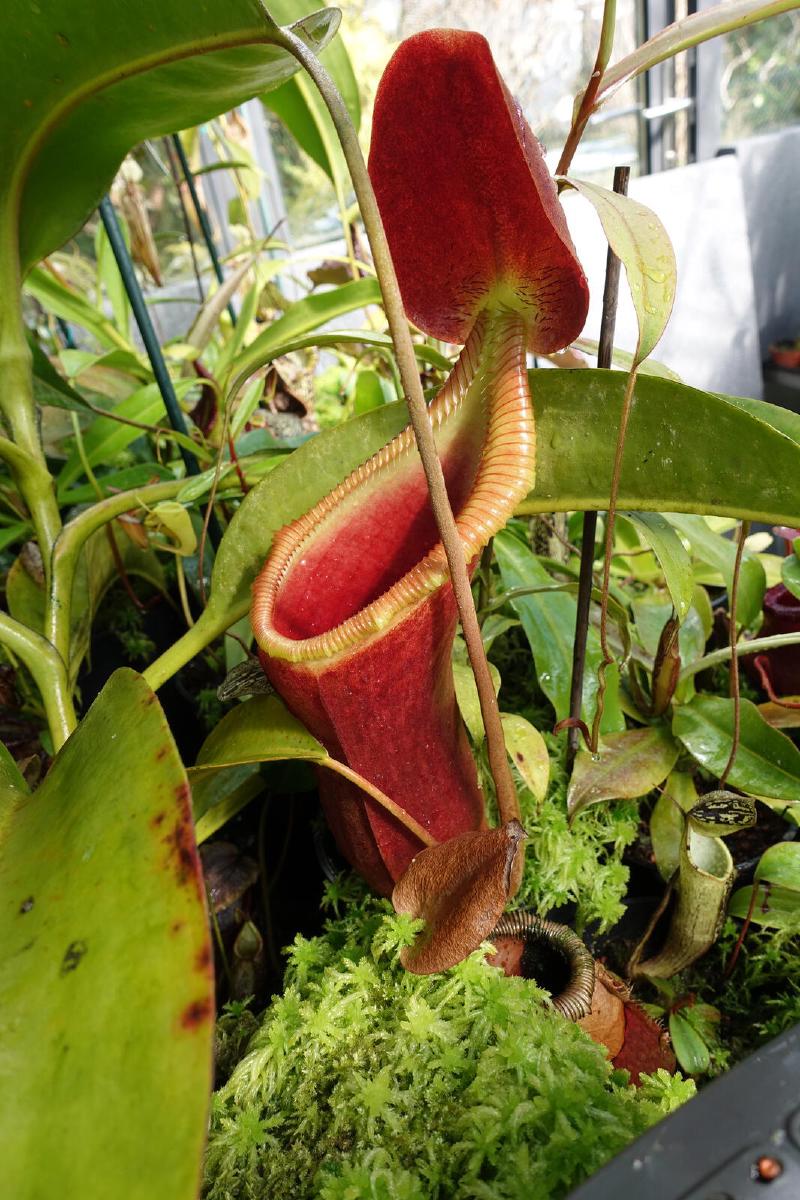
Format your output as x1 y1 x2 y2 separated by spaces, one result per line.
0 669 213 1199
392 820 527 974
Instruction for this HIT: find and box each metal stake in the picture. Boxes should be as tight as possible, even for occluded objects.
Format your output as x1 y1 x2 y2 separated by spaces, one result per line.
98 195 222 547
566 165 630 766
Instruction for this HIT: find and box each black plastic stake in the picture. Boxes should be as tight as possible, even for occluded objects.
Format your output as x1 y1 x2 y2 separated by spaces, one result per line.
566 165 630 766
98 195 222 546
171 133 237 326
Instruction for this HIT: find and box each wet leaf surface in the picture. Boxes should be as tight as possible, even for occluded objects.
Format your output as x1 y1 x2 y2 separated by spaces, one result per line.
0 670 213 1200
673 695 800 803
568 725 679 819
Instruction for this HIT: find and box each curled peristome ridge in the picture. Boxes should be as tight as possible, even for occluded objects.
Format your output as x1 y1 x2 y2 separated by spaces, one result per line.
490 911 596 1021
252 310 534 663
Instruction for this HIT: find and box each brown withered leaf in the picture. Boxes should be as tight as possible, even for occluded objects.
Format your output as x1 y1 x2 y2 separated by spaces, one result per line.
577 963 626 1057
392 820 527 975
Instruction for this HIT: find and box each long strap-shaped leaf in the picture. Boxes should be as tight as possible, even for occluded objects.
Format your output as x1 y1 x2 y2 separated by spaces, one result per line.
144 368 800 690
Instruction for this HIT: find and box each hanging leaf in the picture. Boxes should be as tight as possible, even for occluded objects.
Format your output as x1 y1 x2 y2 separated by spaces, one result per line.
666 514 766 628
4 3 340 273
758 700 800 729
0 670 213 1200
728 883 800 930
568 725 680 820
624 512 693 622
392 820 527 975
557 179 676 364
500 713 550 806
597 0 800 107
729 843 800 930
190 694 327 825
753 841 800 889
672 696 800 802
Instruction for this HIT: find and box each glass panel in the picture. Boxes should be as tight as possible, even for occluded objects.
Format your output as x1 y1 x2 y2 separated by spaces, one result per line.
718 11 800 143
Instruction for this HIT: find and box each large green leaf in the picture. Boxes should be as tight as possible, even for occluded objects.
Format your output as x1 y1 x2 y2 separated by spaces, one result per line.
524 370 800 527
0 670 213 1200
228 277 383 390
3 3 340 272
191 695 327 838
145 369 800 688
494 529 624 733
673 695 800 802
624 511 693 622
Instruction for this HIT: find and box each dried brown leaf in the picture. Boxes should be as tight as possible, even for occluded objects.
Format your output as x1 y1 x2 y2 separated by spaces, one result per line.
577 967 626 1057
392 820 527 974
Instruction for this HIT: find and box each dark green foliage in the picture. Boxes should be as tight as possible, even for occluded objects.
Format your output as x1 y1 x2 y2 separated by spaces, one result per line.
204 889 693 1200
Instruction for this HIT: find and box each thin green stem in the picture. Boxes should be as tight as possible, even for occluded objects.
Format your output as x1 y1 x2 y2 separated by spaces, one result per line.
48 478 184 661
0 227 63 579
0 610 75 750
719 519 751 786
556 0 617 176
678 631 800 682
268 21 520 830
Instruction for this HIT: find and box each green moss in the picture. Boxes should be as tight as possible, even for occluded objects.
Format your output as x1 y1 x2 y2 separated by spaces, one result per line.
204 890 693 1200
690 919 800 1070
484 734 639 933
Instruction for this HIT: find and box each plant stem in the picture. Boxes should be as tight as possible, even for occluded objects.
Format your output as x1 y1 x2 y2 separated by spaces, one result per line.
0 611 75 751
0 216 74 745
48 478 185 661
0 234 63 578
679 630 800 681
556 0 617 176
567 165 628 764
271 23 519 828
591 368 638 752
171 134 236 324
321 758 437 848
719 519 751 787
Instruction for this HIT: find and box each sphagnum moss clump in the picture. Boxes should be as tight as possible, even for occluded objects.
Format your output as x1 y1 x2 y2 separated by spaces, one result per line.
204 890 693 1200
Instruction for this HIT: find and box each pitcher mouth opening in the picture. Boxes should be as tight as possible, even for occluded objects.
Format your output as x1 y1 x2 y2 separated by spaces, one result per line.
489 912 596 1021
251 311 535 665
